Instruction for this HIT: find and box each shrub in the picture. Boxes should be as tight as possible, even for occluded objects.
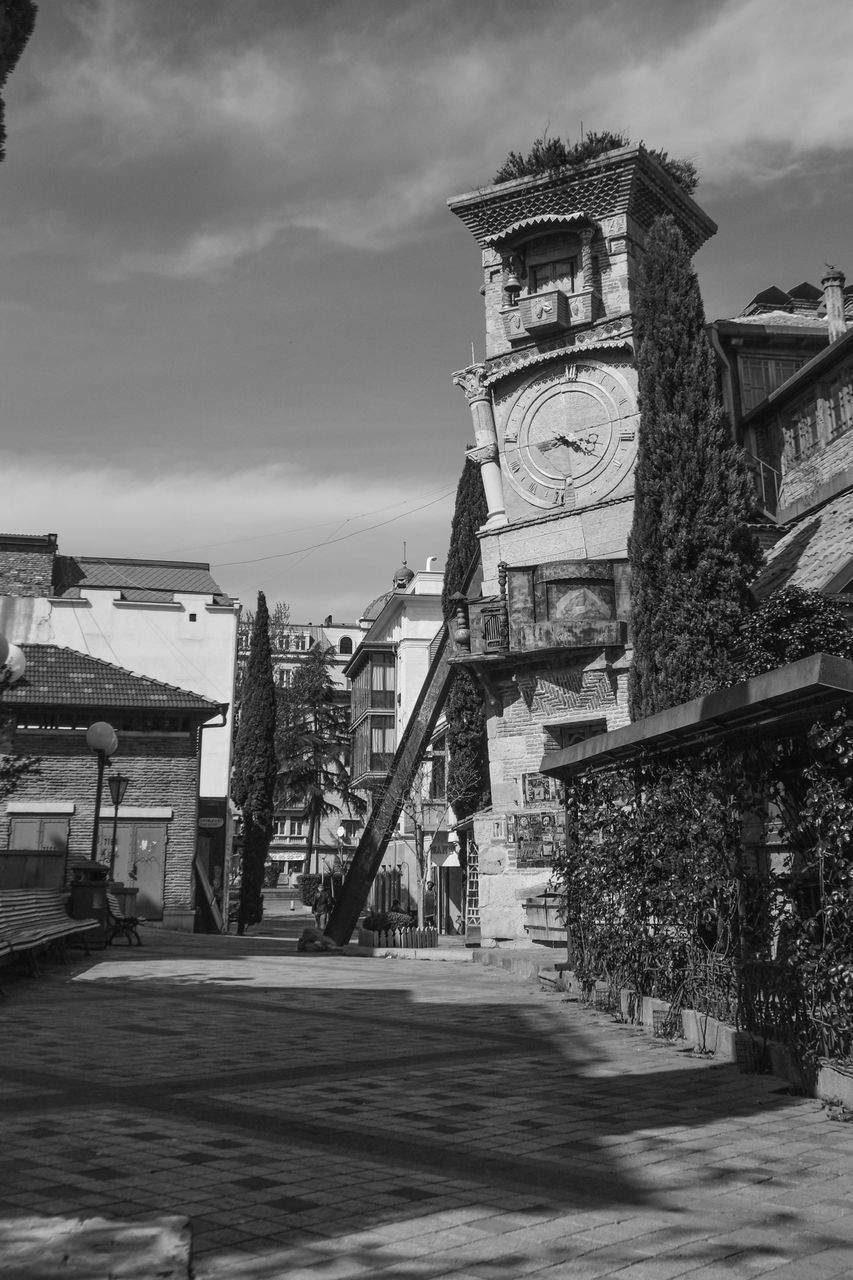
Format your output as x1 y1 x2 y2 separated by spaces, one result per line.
492 131 698 194
363 910 416 932
297 873 322 906
737 586 853 680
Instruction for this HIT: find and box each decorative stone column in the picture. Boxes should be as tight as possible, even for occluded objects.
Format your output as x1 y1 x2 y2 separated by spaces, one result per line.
452 363 507 527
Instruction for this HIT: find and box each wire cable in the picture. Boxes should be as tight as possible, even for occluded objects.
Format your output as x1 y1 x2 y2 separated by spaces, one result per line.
212 489 455 569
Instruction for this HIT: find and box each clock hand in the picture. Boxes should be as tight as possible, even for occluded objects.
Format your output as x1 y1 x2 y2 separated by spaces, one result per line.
541 431 601 455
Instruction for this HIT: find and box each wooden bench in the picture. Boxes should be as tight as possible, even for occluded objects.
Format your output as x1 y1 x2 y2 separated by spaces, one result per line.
0 888 100 973
106 892 143 947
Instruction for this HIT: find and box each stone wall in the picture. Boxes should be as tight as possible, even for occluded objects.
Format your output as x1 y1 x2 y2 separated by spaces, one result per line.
472 653 630 942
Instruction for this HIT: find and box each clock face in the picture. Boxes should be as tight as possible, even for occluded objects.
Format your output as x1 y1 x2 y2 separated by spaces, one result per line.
501 362 638 510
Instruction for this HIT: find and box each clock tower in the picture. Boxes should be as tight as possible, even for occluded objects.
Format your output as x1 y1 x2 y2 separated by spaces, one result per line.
446 144 716 942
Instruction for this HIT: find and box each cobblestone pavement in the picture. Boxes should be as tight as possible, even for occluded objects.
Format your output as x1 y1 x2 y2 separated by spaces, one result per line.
1 930 852 1279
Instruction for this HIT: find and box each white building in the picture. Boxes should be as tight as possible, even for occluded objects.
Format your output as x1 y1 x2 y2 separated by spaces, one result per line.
344 556 453 922
0 534 239 911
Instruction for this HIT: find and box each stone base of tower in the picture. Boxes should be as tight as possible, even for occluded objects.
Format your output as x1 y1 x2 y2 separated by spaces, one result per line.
463 647 631 946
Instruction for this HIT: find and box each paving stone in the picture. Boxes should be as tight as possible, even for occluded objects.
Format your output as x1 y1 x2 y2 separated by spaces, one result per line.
1 929 851 1280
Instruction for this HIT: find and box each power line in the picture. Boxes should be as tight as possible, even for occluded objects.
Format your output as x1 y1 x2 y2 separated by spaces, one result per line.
212 489 455 569
168 480 455 556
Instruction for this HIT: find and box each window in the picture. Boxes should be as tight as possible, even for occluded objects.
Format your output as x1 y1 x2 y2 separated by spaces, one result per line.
740 356 802 412
277 667 294 687
339 636 353 655
370 716 395 771
531 257 576 294
369 654 395 708
545 719 606 751
340 819 360 841
274 818 306 841
825 374 853 439
429 736 447 801
8 816 69 851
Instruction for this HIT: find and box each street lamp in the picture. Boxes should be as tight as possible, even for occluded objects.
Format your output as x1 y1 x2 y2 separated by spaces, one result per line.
107 773 130 881
86 721 118 861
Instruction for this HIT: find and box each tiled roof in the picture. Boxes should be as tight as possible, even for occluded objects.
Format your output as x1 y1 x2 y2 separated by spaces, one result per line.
732 310 829 329
54 556 228 599
3 645 221 714
752 489 853 598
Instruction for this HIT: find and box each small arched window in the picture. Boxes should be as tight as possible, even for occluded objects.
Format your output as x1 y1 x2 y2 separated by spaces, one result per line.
339 636 353 655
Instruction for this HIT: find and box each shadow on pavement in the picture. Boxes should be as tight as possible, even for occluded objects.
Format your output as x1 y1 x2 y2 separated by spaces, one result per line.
0 930 848 1279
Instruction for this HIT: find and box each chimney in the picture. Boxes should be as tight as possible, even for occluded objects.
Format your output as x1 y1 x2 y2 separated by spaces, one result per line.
822 265 847 342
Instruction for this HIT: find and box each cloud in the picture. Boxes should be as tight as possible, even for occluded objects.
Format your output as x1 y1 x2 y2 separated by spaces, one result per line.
13 0 853 274
104 216 287 279
0 454 455 619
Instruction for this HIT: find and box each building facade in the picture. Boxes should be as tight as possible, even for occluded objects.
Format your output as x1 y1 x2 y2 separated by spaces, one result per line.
344 559 447 918
0 534 239 909
445 145 716 942
0 644 221 928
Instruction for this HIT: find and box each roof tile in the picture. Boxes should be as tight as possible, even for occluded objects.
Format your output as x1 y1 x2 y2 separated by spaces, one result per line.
3 645 221 714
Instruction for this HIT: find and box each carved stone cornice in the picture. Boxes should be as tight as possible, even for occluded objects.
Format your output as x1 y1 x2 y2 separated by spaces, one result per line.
484 318 633 388
466 442 498 467
452 363 490 402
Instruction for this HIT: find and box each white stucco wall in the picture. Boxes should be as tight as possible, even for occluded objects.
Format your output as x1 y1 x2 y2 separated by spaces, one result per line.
0 591 239 798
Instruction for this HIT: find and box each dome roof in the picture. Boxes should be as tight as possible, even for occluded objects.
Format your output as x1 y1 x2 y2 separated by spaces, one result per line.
360 589 392 622
392 562 415 589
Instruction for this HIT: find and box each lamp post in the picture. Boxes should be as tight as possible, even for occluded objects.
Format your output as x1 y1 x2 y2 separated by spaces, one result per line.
86 721 118 862
107 773 130 881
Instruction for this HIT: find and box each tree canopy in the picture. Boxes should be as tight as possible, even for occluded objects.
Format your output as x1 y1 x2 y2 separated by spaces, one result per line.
0 1 37 161
276 642 364 876
628 214 760 718
737 586 853 680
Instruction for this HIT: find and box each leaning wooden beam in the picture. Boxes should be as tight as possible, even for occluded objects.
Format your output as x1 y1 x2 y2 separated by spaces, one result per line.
324 626 453 948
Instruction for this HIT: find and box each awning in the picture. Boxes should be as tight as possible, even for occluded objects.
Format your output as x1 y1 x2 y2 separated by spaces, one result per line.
431 848 460 868
540 653 853 780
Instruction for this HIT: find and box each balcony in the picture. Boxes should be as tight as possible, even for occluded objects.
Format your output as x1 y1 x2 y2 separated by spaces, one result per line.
743 451 780 516
501 290 595 344
448 561 631 668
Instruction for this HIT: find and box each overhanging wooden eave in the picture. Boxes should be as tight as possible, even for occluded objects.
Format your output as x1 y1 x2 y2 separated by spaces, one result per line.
540 653 853 779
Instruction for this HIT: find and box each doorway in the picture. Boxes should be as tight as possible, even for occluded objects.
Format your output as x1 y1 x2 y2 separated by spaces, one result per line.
106 823 168 918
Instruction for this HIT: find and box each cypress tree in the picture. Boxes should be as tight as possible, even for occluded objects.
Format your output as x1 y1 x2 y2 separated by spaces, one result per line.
442 458 490 818
628 214 761 718
0 1 37 161
231 591 278 934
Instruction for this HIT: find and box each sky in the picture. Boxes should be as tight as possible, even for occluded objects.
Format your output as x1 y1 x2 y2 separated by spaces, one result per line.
2 0 853 623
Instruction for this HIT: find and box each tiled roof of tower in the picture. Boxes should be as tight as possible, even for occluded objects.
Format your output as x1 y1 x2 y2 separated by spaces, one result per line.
53 556 234 604
3 645 222 713
752 489 853 598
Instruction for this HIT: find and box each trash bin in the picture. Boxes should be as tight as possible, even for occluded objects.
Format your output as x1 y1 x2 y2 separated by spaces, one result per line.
69 861 110 945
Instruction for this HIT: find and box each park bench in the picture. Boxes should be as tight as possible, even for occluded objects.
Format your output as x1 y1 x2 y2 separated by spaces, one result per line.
106 892 143 947
0 888 99 974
